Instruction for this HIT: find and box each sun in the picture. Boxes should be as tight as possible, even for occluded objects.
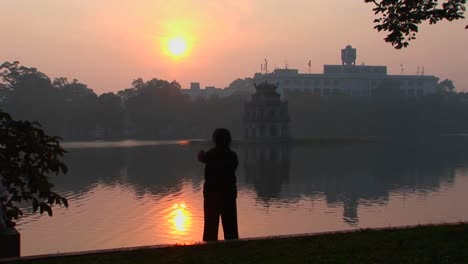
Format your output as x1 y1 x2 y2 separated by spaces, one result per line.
165 37 189 58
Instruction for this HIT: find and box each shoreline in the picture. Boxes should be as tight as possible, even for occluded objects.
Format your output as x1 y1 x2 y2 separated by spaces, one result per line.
61 137 376 149
3 222 467 263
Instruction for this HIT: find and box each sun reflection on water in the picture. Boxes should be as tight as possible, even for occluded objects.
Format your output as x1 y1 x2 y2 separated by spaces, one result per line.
169 202 191 235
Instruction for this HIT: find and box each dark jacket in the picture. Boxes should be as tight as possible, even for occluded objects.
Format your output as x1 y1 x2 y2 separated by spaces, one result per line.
201 147 238 199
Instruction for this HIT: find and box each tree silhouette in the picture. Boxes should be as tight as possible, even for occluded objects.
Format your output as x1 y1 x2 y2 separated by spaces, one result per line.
0 110 68 222
365 0 466 48
96 92 125 137
125 78 189 138
436 79 456 93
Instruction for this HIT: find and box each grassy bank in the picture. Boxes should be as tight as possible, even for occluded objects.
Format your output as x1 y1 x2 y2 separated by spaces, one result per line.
7 223 468 264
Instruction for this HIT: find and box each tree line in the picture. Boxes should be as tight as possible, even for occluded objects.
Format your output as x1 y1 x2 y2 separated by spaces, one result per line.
286 80 468 138
1 61 468 140
0 61 251 140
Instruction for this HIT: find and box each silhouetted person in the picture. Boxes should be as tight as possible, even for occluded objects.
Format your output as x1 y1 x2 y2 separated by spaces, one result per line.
198 128 239 241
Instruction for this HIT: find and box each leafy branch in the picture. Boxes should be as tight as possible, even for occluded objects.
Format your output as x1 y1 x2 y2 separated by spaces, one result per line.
365 0 466 48
0 110 68 222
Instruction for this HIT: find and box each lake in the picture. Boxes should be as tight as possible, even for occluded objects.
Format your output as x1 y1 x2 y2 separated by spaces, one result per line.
16 138 468 256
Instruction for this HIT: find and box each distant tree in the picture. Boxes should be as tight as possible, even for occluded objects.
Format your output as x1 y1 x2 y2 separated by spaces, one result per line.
365 0 466 48
0 109 68 223
436 79 456 93
0 62 44 89
116 78 149 101
373 80 405 101
53 78 97 102
0 83 10 107
226 78 255 95
117 88 138 101
124 78 189 137
131 78 145 90
52 78 98 138
97 92 125 137
0 62 63 134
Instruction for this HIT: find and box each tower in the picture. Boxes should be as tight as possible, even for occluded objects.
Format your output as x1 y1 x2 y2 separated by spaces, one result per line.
243 82 290 140
190 82 200 90
341 45 357 65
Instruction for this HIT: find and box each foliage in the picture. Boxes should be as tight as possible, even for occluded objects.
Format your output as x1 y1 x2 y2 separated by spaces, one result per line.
3 61 468 141
53 77 97 102
0 61 47 89
226 78 255 96
124 78 189 138
437 79 456 93
365 0 466 48
0 109 68 221
284 88 468 138
0 62 125 139
372 80 405 101
1 62 65 135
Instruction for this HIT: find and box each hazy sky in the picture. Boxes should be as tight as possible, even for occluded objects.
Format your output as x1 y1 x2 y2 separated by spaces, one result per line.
1 0 467 94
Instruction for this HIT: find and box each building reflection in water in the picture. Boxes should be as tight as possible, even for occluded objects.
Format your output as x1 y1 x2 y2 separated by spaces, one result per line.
241 141 461 225
243 143 290 201
59 141 459 228
18 138 468 255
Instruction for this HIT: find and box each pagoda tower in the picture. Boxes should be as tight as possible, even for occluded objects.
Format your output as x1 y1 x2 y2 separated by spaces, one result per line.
243 82 290 140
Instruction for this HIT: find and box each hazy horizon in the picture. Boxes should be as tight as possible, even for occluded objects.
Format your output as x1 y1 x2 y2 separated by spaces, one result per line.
1 0 467 94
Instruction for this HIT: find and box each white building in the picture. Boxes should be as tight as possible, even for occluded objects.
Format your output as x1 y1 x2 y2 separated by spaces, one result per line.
181 82 233 100
253 45 439 97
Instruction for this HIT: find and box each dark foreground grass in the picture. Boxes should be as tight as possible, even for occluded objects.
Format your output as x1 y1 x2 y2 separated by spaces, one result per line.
7 223 468 264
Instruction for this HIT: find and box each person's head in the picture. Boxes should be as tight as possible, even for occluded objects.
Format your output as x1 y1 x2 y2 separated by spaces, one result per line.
212 128 232 148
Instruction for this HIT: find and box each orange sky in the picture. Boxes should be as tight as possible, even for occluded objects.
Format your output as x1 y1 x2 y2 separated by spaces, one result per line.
1 0 467 94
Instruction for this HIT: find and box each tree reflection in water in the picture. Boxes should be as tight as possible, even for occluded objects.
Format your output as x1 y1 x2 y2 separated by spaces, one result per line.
241 138 468 225
16 138 468 255
56 138 468 227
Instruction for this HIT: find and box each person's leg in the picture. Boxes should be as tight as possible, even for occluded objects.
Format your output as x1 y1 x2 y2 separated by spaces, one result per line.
221 197 239 240
203 198 220 241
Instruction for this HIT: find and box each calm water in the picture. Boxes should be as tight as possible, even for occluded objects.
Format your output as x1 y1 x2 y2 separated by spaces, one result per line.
16 138 468 256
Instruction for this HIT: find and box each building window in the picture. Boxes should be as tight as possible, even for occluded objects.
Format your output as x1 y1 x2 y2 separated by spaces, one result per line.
407 89 415 96
417 89 424 96
323 88 330 96
314 88 321 95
